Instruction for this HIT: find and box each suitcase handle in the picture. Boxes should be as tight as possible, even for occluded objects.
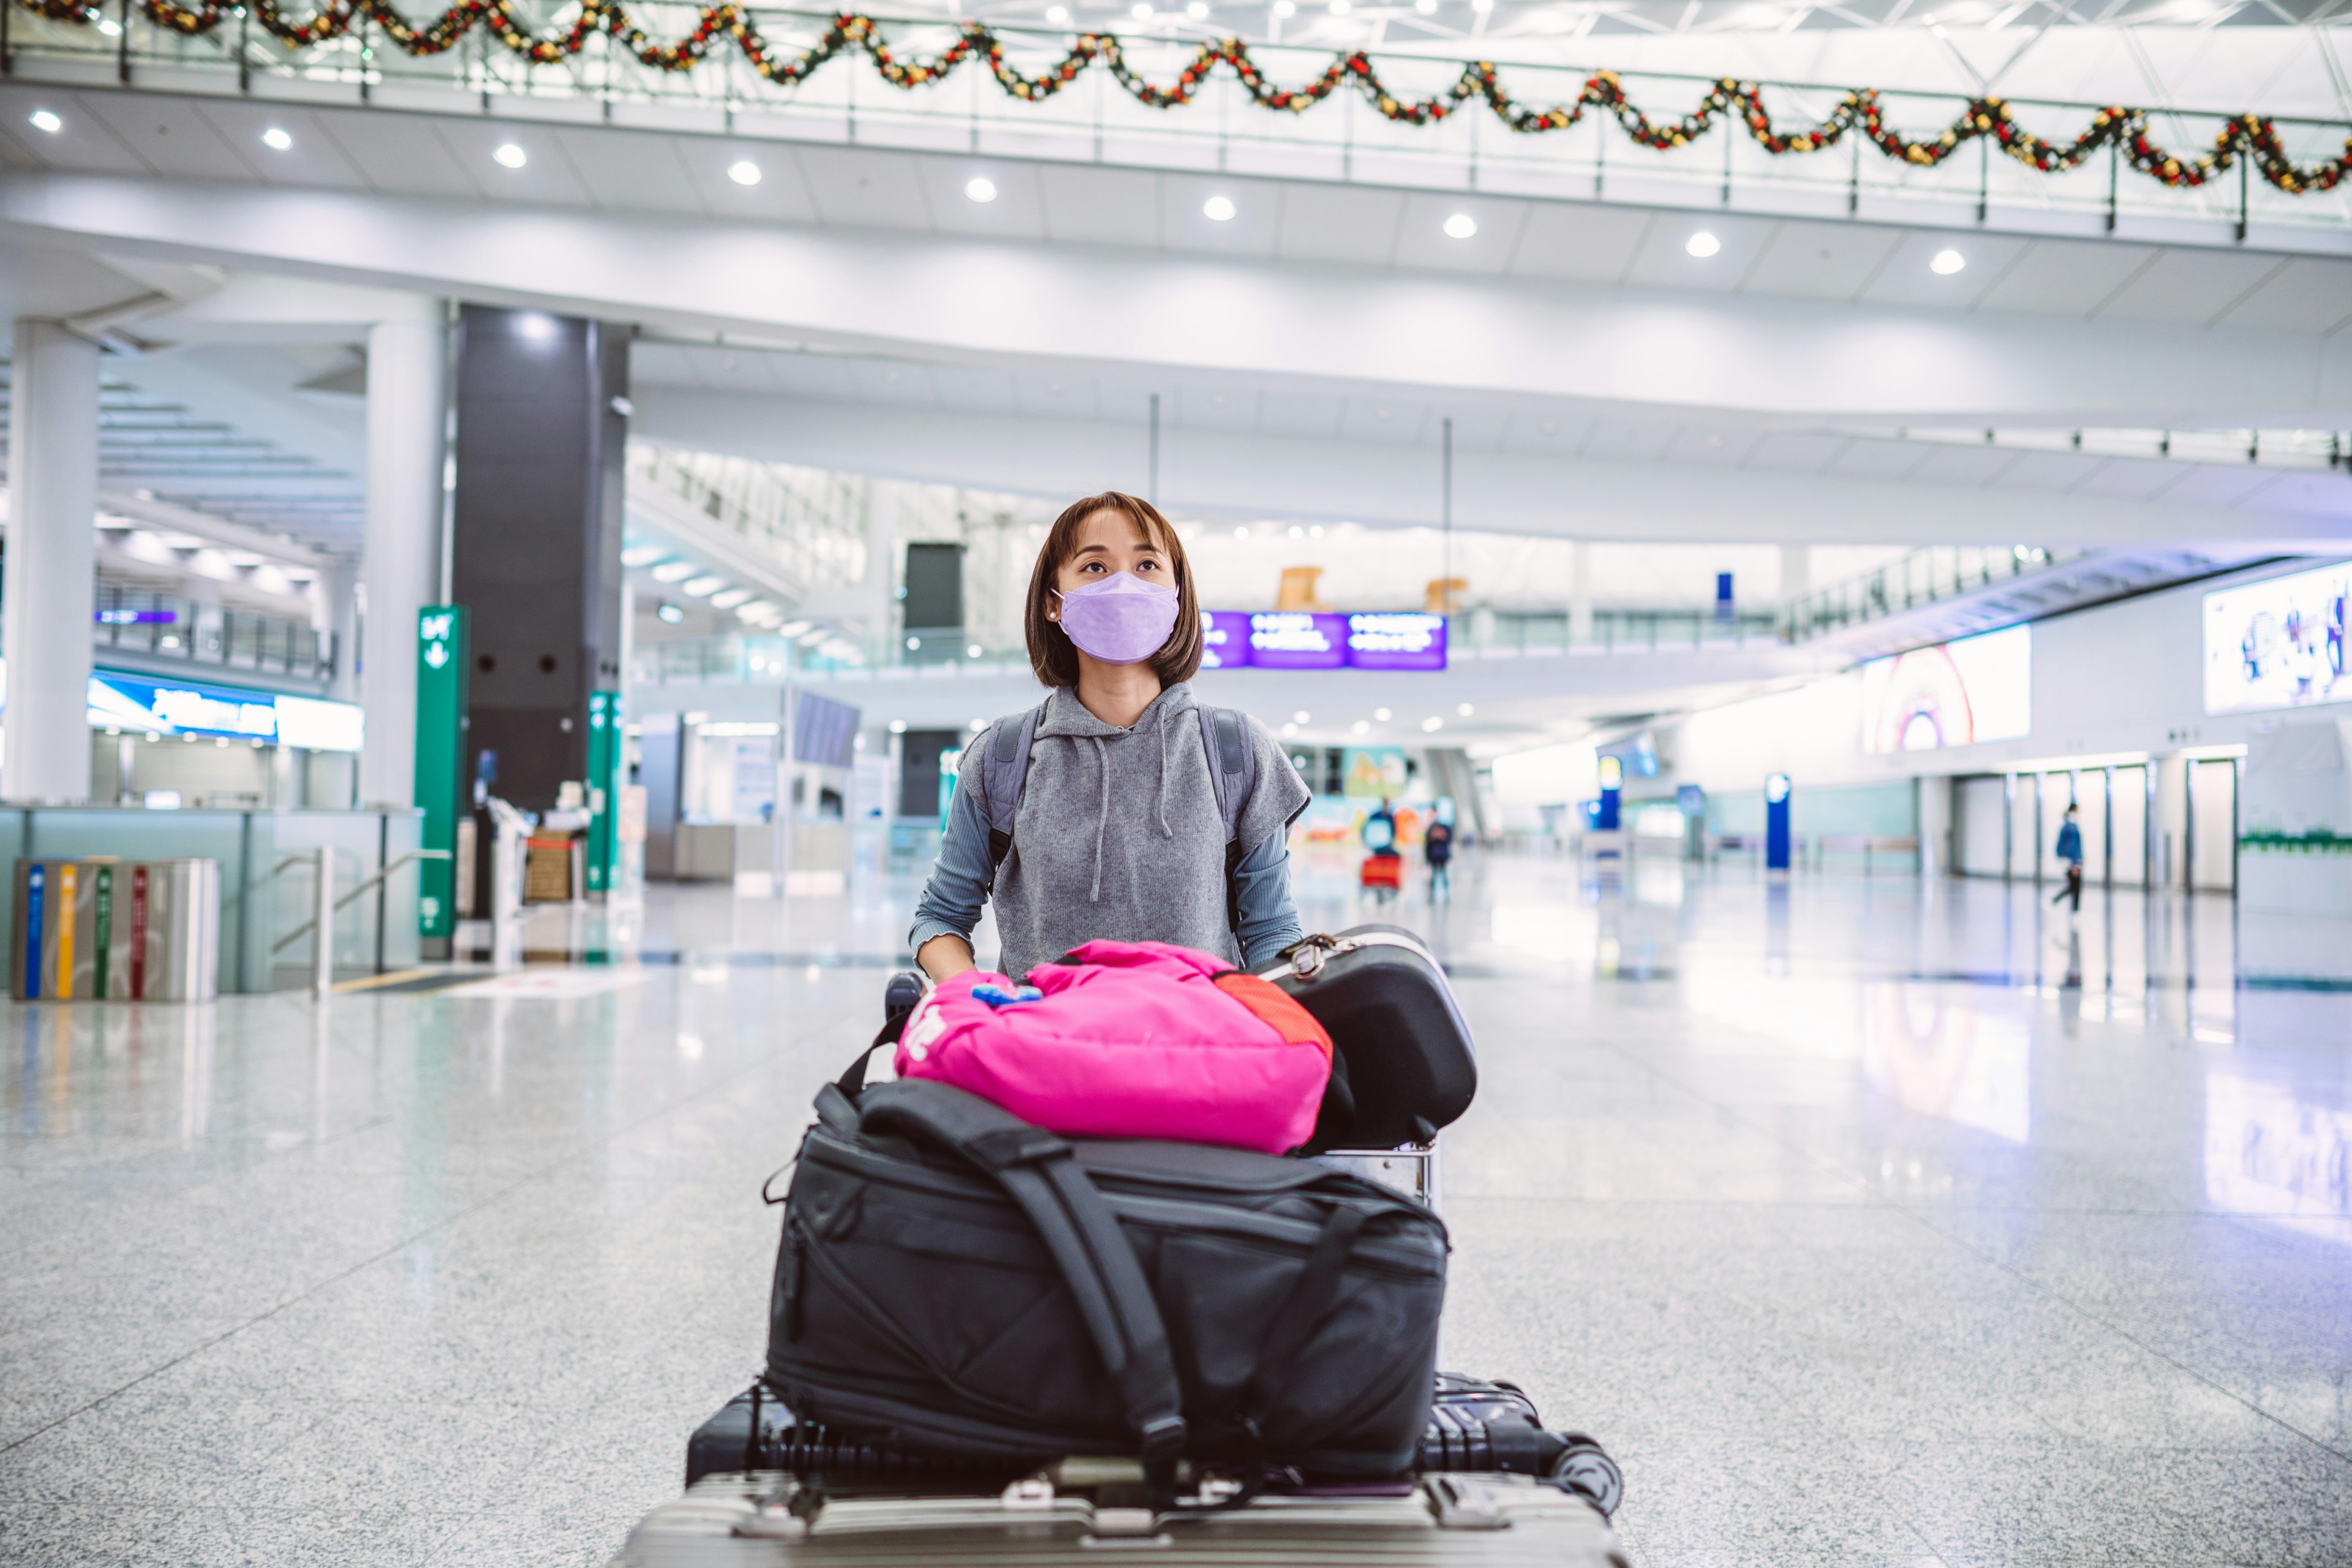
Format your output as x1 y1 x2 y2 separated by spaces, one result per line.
856 1080 1188 1469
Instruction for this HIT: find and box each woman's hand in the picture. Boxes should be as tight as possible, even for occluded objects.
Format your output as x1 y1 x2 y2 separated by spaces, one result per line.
916 934 978 986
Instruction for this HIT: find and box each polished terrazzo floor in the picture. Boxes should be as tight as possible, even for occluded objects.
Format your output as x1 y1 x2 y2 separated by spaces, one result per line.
2 850 2348 1566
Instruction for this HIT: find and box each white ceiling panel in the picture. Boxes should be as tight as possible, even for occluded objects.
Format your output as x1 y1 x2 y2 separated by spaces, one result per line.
2159 464 2290 510
2213 257 2352 336
312 109 480 198
1621 213 1779 295
1580 421 1678 462
1859 230 2030 311
846 360 933 404
1991 450 2101 492
1905 444 2022 487
1160 173 1281 258
1825 440 1932 480
1391 194 1528 277
2092 249 2291 327
2067 457 2188 500
1662 425 1763 467
763 354 861 401
1969 238 2155 318
191 104 368 190
1501 412 1599 453
1037 164 1159 247
1020 372 1106 421
1254 391 1347 440
1172 385 1255 432
791 145 934 231
1737 219 1902 303
1338 400 1430 445
1741 432 1847 473
926 365 1023 412
1506 203 1652 284
433 120 592 206
556 127 706 216
0 89 148 176
77 93 255 182
680 142 821 224
1273 184 1405 266
2246 473 2342 517
918 158 1050 241
684 345 787 394
628 341 703 385
1442 407 1516 455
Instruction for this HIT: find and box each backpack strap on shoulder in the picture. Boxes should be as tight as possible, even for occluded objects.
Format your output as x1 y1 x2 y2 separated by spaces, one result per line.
984 703 1045 870
1197 706 1255 846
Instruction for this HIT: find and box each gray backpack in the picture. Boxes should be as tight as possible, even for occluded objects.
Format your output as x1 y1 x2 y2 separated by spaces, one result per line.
979 701 1258 872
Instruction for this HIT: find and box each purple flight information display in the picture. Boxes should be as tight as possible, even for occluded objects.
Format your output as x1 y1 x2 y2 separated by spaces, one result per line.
1200 611 1254 669
1199 611 1450 671
1344 612 1448 671
1245 612 1349 670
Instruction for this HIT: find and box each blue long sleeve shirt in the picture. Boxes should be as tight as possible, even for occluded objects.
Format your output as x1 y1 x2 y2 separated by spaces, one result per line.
2056 821 2083 865
908 735 1307 973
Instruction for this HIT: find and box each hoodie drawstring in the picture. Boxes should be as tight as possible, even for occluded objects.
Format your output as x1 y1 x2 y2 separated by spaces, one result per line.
1089 735 1109 902
1155 707 1175 840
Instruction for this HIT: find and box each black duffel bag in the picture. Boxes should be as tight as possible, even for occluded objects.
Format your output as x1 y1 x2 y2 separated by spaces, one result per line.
765 1076 1447 1479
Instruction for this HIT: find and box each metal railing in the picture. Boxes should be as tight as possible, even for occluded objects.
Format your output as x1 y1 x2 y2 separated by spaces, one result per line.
6 6 2349 247
87 584 338 684
627 445 867 603
1776 544 2084 644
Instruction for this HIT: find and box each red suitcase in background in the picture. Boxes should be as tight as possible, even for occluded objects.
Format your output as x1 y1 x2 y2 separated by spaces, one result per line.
1359 853 1404 900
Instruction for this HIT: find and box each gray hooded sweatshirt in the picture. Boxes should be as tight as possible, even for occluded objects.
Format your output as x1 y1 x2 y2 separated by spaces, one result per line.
909 682 1311 982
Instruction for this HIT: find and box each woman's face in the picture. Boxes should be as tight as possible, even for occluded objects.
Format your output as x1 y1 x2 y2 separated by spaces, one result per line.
1048 509 1171 618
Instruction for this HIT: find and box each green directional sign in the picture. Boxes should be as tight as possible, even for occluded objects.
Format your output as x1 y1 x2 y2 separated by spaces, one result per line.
586 690 620 896
415 606 470 941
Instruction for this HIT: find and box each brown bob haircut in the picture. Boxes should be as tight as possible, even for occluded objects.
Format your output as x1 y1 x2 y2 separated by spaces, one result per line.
1024 491 1203 689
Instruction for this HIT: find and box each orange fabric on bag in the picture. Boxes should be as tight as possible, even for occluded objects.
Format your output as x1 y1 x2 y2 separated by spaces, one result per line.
1210 971 1334 1065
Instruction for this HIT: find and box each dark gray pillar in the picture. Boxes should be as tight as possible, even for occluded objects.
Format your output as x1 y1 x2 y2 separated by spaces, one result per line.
450 306 630 813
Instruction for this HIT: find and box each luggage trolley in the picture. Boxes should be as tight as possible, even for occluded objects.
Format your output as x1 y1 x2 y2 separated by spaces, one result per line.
611 929 1623 1567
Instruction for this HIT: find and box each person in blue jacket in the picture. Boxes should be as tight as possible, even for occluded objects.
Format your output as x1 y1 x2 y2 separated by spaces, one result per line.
2051 804 2084 913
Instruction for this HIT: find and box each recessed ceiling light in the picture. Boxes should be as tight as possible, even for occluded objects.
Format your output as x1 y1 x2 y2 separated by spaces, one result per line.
728 159 761 186
261 126 293 151
1686 231 1722 258
1234 525 1250 538
709 588 753 608
96 15 119 34
1470 0 1491 11
1046 2 1069 18
1203 194 1237 222
620 543 667 567
1415 0 1436 10
28 110 62 135
1443 213 1477 239
1329 0 1349 13
776 620 814 637
681 575 726 597
966 176 998 203
1293 710 1311 723
650 560 696 582
1374 707 1392 722
657 603 685 624
1308 524 1324 537
1457 702 1475 717
1188 1 1208 15
1273 0 1295 12
1421 717 1444 732
1931 247 1967 275
889 719 908 734
1132 1 1152 15
493 142 527 169
1352 719 1370 735
967 643 985 658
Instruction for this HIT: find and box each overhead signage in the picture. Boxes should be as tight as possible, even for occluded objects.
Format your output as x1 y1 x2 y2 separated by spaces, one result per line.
85 671 364 752
1203 611 1449 672
415 606 471 943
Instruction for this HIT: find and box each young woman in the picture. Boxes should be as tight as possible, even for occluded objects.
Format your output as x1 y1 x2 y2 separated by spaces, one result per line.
909 491 1310 984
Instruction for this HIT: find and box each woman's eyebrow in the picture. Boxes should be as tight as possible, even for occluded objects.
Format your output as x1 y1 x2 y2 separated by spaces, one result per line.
1071 542 1110 557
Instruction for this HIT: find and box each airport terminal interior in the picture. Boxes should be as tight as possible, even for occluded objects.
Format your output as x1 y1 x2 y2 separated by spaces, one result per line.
2 0 2351 1562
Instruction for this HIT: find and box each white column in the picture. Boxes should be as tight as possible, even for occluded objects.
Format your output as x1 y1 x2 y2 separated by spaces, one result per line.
1567 540 1593 645
358 307 447 809
1779 544 1812 603
4 321 99 803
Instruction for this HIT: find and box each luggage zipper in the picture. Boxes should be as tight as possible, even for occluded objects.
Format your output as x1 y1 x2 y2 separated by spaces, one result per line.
1263 930 1441 982
782 1220 809 1342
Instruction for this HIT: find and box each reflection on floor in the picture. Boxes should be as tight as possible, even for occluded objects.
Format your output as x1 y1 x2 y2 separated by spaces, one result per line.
3 851 2348 1566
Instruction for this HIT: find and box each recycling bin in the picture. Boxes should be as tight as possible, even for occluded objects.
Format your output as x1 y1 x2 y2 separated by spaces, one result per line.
10 857 221 1001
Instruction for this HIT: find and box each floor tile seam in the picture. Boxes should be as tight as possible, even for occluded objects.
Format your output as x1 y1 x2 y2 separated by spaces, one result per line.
0 990 873 1464
1573 1025 2352 1477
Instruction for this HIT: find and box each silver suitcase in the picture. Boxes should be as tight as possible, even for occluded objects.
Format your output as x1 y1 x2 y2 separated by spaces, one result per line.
611 1469 1626 1567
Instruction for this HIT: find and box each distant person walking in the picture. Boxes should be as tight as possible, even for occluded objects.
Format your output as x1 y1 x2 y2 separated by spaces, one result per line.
2052 804 2084 913
1425 816 1454 903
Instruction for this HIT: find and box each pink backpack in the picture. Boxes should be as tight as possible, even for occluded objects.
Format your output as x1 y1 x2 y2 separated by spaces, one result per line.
894 940 1333 1154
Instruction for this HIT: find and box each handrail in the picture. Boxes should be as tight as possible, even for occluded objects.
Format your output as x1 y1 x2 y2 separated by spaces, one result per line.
270 847 449 954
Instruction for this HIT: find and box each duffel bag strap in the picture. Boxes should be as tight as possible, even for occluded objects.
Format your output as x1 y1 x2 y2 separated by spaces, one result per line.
856 1080 1187 1466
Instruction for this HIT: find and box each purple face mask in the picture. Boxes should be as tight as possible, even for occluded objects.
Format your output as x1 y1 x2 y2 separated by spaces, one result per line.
1053 571 1180 665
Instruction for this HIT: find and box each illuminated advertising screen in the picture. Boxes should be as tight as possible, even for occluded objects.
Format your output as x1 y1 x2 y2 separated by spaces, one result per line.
2203 562 2351 715
1861 624 2032 753
85 671 365 752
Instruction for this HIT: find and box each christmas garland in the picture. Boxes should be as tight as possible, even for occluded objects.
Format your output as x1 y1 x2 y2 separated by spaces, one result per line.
20 2 2350 194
